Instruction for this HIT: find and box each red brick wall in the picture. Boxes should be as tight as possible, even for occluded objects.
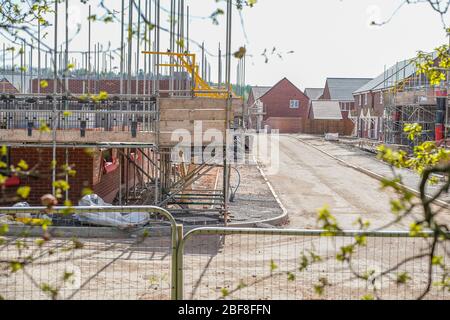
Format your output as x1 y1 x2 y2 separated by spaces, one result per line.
9 148 93 205
321 82 331 100
93 167 121 204
30 79 171 95
372 91 385 116
92 149 146 204
8 147 145 205
260 78 310 120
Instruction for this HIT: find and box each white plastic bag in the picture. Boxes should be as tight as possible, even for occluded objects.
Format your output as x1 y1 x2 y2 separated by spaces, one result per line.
13 202 32 218
76 194 150 229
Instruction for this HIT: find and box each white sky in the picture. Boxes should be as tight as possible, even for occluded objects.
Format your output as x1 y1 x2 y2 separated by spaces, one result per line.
2 0 449 90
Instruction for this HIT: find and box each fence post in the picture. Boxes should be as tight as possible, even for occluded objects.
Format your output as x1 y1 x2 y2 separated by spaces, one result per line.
175 223 184 300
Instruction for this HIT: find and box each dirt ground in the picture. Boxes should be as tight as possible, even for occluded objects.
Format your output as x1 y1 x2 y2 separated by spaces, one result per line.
1 232 448 300
1 134 449 300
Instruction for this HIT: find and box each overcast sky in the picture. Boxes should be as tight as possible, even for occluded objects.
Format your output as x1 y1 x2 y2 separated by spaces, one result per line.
235 0 450 89
2 0 449 90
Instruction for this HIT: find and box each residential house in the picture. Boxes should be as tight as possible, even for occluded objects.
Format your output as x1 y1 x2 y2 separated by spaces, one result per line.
305 100 353 136
247 78 310 133
304 88 324 100
351 58 438 142
247 86 271 131
320 77 372 119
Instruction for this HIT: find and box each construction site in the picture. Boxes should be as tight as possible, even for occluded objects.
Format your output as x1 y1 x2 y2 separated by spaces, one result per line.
0 0 263 227
349 53 450 149
382 59 449 146
0 0 449 303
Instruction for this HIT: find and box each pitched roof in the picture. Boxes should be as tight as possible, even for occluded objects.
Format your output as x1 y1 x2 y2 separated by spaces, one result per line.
354 59 414 94
354 51 439 94
310 100 343 120
304 88 324 100
250 86 271 101
0 78 19 94
326 78 372 101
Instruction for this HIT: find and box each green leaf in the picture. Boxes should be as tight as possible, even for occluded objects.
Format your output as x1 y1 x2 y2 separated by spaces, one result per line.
221 288 229 298
287 272 296 281
270 259 278 272
10 261 23 273
17 186 31 199
396 272 411 284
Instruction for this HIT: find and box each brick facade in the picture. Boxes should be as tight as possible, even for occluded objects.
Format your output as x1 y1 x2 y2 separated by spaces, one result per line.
30 78 172 95
261 78 310 120
352 90 387 140
9 148 93 205
7 147 145 205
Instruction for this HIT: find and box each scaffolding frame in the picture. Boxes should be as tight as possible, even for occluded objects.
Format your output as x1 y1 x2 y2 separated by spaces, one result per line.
0 0 240 225
382 68 443 146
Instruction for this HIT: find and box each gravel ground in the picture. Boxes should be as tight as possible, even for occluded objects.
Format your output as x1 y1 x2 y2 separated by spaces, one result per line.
227 164 285 225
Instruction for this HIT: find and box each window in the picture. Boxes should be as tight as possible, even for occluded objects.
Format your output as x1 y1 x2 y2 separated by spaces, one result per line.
379 92 384 105
359 95 362 106
289 100 300 109
364 93 368 106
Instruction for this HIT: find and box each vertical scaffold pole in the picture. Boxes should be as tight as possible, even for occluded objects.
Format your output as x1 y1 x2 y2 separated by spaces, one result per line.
52 0 58 195
223 0 232 225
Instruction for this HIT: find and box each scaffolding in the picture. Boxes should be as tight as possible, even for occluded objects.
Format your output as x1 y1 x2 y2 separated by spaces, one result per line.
0 0 243 225
382 64 446 146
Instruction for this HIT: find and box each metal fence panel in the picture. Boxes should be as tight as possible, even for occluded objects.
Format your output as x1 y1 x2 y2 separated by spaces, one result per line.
0 206 177 300
179 228 449 300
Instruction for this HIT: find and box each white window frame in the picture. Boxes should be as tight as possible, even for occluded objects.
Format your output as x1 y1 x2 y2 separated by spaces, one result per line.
289 99 300 109
364 93 368 106
359 95 362 106
379 91 384 104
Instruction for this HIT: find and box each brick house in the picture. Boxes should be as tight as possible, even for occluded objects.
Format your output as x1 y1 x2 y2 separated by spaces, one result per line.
352 59 412 140
304 88 324 100
247 78 309 133
320 77 372 119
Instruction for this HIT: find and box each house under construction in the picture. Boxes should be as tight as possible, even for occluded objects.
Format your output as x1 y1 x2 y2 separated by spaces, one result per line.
0 0 244 224
352 53 449 147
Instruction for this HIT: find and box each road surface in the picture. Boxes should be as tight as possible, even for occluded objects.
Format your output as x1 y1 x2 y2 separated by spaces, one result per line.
258 134 419 229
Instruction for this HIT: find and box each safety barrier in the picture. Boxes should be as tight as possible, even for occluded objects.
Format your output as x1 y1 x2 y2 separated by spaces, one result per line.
176 227 449 300
0 206 178 300
1 208 448 300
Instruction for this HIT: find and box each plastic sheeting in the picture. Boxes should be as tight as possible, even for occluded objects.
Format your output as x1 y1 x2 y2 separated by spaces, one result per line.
75 194 150 229
12 202 32 218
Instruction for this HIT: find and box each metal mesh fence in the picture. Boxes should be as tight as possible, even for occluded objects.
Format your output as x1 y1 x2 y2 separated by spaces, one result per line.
180 229 449 300
0 206 176 300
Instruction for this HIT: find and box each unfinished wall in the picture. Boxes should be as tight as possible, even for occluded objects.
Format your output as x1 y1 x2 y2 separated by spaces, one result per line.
7 148 145 205
9 148 93 205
